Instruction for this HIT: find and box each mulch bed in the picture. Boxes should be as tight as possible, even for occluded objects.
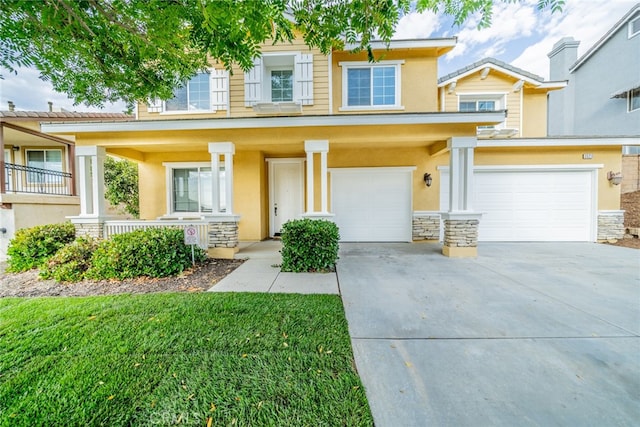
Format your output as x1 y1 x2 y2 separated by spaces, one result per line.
0 258 244 298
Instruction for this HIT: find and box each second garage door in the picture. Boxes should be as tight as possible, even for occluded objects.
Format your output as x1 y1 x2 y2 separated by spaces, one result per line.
440 167 596 241
331 167 414 242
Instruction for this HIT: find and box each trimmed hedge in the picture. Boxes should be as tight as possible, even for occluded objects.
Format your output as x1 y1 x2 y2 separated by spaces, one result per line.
86 227 206 280
6 222 76 272
280 219 339 272
39 236 99 283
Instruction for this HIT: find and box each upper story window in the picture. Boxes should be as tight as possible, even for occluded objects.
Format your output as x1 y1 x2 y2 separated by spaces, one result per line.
340 60 403 110
629 15 640 38
270 70 294 102
458 94 506 132
244 53 314 111
146 69 228 114
166 73 211 112
26 149 63 183
629 88 640 112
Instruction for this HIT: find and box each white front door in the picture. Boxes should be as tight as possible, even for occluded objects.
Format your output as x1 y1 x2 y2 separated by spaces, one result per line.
268 159 304 236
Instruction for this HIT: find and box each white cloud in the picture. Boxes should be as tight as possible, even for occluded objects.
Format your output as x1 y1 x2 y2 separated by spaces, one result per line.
393 10 441 39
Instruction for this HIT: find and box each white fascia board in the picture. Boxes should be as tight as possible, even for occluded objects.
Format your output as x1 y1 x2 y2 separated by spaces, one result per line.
477 137 640 148
537 81 568 89
41 111 507 134
344 38 457 51
438 64 545 88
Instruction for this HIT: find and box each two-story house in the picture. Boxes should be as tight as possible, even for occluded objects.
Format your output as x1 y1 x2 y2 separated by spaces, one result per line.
547 3 640 194
41 34 634 257
0 107 132 260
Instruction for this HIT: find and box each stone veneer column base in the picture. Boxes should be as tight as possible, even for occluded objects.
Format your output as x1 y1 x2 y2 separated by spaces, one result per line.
205 215 240 259
441 213 481 258
597 210 625 242
68 216 105 239
412 212 440 241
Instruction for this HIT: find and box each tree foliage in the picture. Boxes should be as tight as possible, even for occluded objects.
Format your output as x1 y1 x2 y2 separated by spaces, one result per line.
0 0 564 108
104 155 139 218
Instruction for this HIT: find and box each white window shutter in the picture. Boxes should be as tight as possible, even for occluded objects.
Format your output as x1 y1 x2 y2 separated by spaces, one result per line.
295 53 314 105
244 57 262 107
210 69 228 111
147 98 163 113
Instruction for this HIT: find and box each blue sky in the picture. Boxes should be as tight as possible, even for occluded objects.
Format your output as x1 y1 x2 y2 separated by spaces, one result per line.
1 0 637 113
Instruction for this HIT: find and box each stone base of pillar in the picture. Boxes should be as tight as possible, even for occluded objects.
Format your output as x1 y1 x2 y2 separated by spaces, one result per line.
597 210 625 242
68 216 105 239
205 215 240 258
442 213 481 258
412 211 440 241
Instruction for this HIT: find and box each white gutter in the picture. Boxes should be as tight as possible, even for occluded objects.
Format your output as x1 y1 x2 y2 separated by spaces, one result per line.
41 111 506 134
345 38 457 51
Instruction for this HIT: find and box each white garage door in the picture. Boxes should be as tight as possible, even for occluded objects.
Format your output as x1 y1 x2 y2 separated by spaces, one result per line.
331 167 414 242
440 167 596 241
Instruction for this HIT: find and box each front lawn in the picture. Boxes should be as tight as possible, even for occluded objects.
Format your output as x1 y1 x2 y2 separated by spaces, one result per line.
0 293 372 426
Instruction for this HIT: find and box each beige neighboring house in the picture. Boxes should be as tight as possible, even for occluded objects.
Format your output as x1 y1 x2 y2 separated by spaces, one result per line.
0 107 133 260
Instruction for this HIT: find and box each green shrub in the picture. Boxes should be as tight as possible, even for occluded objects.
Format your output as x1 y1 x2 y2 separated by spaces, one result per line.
39 236 99 282
6 222 76 272
280 219 339 272
86 227 206 280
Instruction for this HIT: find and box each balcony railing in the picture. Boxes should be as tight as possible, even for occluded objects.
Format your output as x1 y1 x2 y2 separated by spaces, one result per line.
3 163 73 196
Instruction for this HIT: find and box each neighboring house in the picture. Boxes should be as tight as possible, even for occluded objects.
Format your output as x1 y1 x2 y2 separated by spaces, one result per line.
547 3 640 193
41 33 636 258
0 108 132 260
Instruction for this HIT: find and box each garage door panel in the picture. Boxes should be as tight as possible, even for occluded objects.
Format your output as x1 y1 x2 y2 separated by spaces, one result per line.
441 168 594 242
332 168 412 242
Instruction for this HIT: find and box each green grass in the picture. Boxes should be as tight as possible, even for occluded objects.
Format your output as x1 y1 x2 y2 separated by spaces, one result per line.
0 293 373 426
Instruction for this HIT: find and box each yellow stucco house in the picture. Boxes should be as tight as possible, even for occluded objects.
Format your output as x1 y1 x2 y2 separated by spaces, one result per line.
41 36 633 258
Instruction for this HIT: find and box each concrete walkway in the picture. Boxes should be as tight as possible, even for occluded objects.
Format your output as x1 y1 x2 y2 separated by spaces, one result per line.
208 240 339 294
208 240 639 425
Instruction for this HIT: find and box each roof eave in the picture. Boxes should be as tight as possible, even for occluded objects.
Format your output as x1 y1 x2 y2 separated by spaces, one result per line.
41 111 506 134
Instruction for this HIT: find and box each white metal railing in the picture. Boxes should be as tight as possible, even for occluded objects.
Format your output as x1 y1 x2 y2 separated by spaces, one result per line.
103 220 209 249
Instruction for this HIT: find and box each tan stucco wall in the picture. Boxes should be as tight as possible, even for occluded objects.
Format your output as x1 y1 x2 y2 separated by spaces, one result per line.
622 154 640 194
331 50 439 113
521 90 548 137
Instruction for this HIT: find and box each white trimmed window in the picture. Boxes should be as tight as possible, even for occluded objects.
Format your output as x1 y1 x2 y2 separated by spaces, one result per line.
458 94 505 129
164 163 226 215
629 15 640 38
26 149 63 183
244 53 314 108
629 88 640 112
340 61 403 110
146 69 228 113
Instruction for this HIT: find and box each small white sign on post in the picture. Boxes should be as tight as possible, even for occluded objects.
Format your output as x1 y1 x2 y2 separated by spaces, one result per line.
184 225 199 266
184 225 199 245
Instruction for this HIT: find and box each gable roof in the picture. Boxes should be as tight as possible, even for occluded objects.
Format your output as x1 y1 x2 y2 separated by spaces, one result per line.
570 2 640 73
437 57 563 88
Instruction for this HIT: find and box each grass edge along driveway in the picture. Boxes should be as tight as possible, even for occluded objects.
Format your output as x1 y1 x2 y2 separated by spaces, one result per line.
0 293 372 426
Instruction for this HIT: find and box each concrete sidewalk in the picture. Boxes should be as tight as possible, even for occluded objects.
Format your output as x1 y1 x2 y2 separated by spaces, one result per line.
208 240 339 294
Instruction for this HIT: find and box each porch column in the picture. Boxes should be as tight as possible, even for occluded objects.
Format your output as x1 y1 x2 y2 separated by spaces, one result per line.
208 142 235 215
442 137 482 257
69 146 106 238
206 142 240 259
303 140 332 219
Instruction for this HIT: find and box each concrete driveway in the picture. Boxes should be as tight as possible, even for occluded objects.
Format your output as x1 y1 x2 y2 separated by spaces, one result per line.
337 243 640 426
